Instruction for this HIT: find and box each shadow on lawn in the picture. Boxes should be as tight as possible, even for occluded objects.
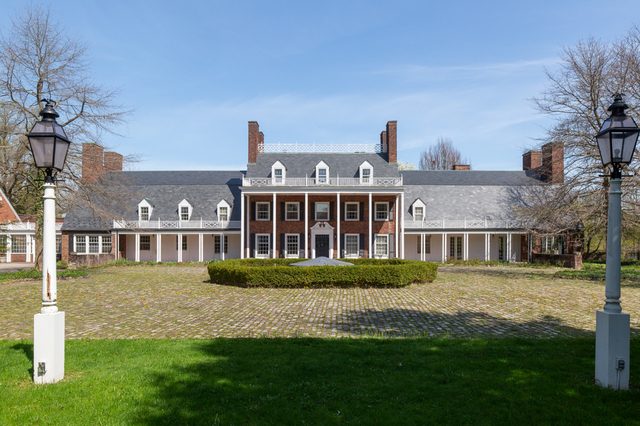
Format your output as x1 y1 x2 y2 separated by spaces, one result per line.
130 337 640 426
10 342 34 377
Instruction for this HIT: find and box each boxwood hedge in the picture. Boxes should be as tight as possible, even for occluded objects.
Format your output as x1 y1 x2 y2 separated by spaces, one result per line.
207 258 438 288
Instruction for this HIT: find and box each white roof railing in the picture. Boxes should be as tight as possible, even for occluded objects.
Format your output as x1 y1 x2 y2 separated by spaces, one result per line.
259 142 387 154
243 176 402 187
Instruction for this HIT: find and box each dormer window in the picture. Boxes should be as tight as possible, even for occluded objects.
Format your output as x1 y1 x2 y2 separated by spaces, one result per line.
315 161 329 185
178 199 193 222
217 200 232 222
138 199 154 221
359 161 373 185
412 199 426 222
271 160 286 185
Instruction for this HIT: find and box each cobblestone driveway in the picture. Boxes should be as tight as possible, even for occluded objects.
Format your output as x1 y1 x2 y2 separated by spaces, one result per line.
3 265 639 339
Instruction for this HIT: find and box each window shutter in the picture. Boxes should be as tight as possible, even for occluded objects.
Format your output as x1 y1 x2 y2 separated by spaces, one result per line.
389 201 394 221
340 202 345 221
281 202 285 221
390 233 395 258
341 234 345 258
330 202 334 221
250 233 255 258
310 202 315 220
300 233 305 258
359 233 365 258
280 233 285 258
300 203 305 222
270 201 274 220
359 202 365 221
251 202 256 221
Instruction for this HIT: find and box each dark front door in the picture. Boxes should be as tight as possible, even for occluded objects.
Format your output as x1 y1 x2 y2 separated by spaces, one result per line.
316 235 329 257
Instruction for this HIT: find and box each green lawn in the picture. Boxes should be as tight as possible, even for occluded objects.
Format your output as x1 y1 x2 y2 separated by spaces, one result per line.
2 338 640 425
556 260 640 283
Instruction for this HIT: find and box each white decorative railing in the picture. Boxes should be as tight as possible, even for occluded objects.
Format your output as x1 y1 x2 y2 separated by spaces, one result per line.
113 220 241 230
259 142 387 154
0 222 62 231
243 176 402 187
404 219 518 230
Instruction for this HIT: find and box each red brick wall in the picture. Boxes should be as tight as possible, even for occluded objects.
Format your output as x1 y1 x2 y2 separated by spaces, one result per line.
82 143 106 184
522 151 542 171
453 165 470 170
386 121 397 163
541 142 564 184
248 121 260 163
104 152 123 171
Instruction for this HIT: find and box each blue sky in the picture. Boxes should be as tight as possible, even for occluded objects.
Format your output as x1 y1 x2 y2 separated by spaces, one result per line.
2 1 639 171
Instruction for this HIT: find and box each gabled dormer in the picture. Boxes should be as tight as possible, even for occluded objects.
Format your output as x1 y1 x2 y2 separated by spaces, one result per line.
271 160 286 184
216 199 231 222
178 199 193 221
359 160 373 185
138 198 154 221
315 160 329 185
411 199 426 221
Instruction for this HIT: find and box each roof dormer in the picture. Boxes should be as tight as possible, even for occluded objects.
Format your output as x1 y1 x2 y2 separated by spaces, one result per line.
138 198 154 221
178 199 193 221
271 160 286 184
411 199 426 221
359 160 373 185
217 199 231 222
315 160 329 185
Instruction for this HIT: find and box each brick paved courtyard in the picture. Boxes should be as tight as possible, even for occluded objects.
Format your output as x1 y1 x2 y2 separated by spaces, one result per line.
3 265 640 339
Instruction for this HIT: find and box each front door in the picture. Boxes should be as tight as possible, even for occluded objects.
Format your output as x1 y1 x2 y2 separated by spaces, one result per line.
316 235 329 258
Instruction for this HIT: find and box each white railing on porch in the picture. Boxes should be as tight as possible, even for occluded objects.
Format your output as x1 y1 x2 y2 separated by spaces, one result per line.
242 176 403 187
404 219 518 230
259 142 387 154
0 222 62 231
113 219 241 230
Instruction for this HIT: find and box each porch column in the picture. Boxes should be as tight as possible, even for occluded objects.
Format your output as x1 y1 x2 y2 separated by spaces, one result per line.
464 233 469 261
400 193 405 259
487 233 491 261
221 232 225 261
336 193 341 258
246 195 250 258
115 232 119 260
156 233 161 262
272 193 277 259
26 235 31 262
442 233 446 262
395 195 399 259
368 192 372 258
198 233 203 262
135 233 140 262
6 236 11 262
305 192 309 258
484 233 489 262
177 233 183 262
507 232 512 263
240 193 245 259
422 233 426 262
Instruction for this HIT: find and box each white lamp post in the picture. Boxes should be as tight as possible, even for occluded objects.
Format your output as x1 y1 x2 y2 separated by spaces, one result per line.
594 93 640 390
26 100 71 384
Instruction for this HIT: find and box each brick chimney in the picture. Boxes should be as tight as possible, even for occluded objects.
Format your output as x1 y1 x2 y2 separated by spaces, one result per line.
248 121 260 163
104 152 123 172
386 121 397 163
541 142 564 184
453 164 470 170
82 143 106 184
522 150 542 171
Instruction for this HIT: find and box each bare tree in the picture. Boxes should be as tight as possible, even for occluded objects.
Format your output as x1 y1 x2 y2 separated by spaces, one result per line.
523 28 640 257
419 137 471 170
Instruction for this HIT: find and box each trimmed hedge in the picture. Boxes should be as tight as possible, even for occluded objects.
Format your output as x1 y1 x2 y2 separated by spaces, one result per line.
207 258 438 288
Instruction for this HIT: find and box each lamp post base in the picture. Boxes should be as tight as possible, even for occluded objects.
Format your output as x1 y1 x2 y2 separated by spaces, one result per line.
595 310 629 390
34 311 65 384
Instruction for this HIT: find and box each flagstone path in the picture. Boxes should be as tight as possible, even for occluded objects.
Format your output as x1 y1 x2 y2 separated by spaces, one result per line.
2 265 639 339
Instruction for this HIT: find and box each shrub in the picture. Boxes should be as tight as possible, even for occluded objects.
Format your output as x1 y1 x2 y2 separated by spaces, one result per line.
57 260 68 270
207 258 438 288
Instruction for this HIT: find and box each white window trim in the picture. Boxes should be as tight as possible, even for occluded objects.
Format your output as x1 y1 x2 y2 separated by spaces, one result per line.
359 161 373 185
285 233 300 258
374 234 389 259
178 199 193 222
374 202 389 221
315 161 329 185
140 235 151 251
315 202 329 221
214 235 228 254
217 200 231 222
256 202 270 221
412 199 425 221
344 234 359 258
256 233 271 258
271 160 286 184
285 202 299 221
345 202 359 221
74 235 112 255
138 199 153 221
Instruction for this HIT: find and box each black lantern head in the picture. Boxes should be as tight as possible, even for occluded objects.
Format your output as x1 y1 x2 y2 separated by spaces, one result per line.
596 94 640 172
26 100 71 174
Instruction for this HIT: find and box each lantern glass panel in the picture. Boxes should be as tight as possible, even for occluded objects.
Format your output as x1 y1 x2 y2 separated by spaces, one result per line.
596 133 612 166
53 139 70 170
29 136 55 168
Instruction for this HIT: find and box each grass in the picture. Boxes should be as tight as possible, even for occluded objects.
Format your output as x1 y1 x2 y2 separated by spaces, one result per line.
556 261 640 283
2 338 640 425
0 268 87 283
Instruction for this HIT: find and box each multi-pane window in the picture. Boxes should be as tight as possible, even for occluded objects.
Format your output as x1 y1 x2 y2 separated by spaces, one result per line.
56 236 62 254
257 234 270 257
273 169 283 184
375 203 389 221
286 203 299 221
75 236 86 253
414 206 424 222
375 235 388 258
316 203 329 220
176 235 187 250
425 235 431 254
286 234 299 258
89 236 100 253
0 235 6 255
317 168 327 184
102 236 112 254
218 206 228 222
417 236 421 254
362 168 371 184
498 236 505 261
180 207 189 221
11 236 26 253
140 206 149 221
449 236 462 260
345 203 359 221
257 202 270 220
214 235 228 254
345 234 359 257
140 236 151 251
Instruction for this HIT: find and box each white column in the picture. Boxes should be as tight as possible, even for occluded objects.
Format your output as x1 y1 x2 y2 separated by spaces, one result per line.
464 233 469 261
114 232 119 260
6 236 10 262
198 233 203 262
26 235 31 262
246 195 250 258
336 193 341 258
368 192 372 258
507 232 512 263
485 233 489 262
177 233 183 262
240 193 245 259
272 193 277 259
395 195 399 259
421 234 425 262
135 234 140 262
305 192 309 258
442 233 447 262
221 233 225 261
156 234 161 262
400 193 405 259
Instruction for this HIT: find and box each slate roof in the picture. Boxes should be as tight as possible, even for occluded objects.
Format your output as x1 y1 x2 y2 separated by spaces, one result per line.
400 170 541 186
62 171 244 231
246 153 399 178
